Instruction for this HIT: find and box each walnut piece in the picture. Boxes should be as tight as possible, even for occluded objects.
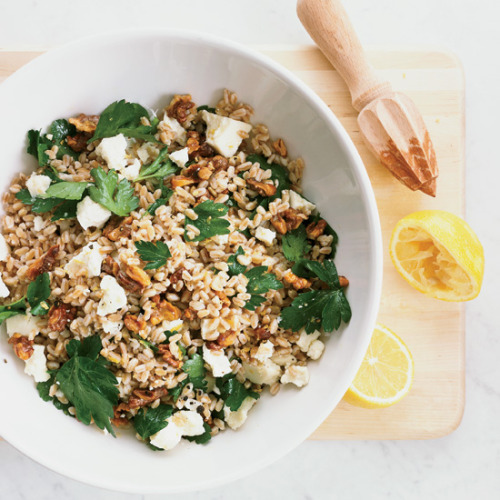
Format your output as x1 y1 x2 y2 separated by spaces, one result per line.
69 114 100 133
128 387 168 410
150 296 181 325
157 344 182 368
66 133 89 153
124 314 147 333
102 256 119 277
103 216 133 242
8 334 34 360
306 219 327 239
271 209 307 235
171 175 196 189
26 245 59 280
339 276 349 287
273 138 287 157
118 264 151 293
283 271 312 291
254 327 271 341
166 94 196 124
216 329 237 348
48 303 77 332
246 178 277 197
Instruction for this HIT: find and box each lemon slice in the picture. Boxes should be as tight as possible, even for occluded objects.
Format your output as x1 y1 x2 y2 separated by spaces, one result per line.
390 210 484 301
344 324 414 409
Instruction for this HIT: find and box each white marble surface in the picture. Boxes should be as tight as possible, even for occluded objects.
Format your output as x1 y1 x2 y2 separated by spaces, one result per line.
0 0 498 498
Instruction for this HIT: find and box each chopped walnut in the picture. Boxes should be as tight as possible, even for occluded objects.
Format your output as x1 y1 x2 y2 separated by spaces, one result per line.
124 314 147 333
217 329 237 348
246 178 277 197
150 296 182 325
166 94 196 124
47 303 77 332
306 219 327 239
209 155 229 171
26 245 59 280
111 404 130 428
270 214 288 235
116 271 142 294
273 138 287 157
169 267 184 284
103 216 133 242
157 344 182 368
182 306 196 320
128 387 168 410
125 264 151 289
8 334 34 360
66 133 89 152
254 327 272 341
171 175 196 189
69 114 100 133
271 209 307 235
283 271 312 291
102 256 119 277
339 276 349 287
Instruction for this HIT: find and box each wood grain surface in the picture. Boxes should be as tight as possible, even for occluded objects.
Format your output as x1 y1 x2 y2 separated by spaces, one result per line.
0 47 465 439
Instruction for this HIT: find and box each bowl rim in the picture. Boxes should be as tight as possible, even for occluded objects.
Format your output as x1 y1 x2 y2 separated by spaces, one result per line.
0 27 383 493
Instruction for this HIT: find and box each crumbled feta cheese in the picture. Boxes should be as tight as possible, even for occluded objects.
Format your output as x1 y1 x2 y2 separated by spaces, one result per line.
307 340 325 360
169 147 189 168
136 142 160 164
97 275 127 316
65 242 104 279
288 190 316 214
200 319 218 340
160 114 187 146
224 396 257 430
0 275 9 298
281 365 310 387
33 216 44 232
101 319 123 335
271 352 297 368
243 359 281 385
150 410 205 450
119 159 141 181
26 174 51 197
201 110 252 157
203 344 232 377
95 134 128 171
76 196 112 230
296 329 321 352
254 340 274 363
0 234 8 261
5 314 40 340
24 345 50 382
164 319 183 332
255 226 276 246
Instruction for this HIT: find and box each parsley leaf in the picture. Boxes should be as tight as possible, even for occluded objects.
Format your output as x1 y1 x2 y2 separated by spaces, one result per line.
280 260 351 333
184 422 212 444
51 199 79 221
43 181 88 200
133 404 174 440
36 374 73 416
246 154 290 200
227 246 246 277
15 189 62 214
308 213 339 258
243 266 283 311
197 105 216 113
146 189 173 216
134 241 171 270
182 353 207 390
136 147 178 182
168 378 188 402
89 100 159 143
89 167 139 216
133 334 159 353
184 200 230 242
216 375 259 411
0 297 27 325
281 224 311 263
27 272 51 316
55 336 119 436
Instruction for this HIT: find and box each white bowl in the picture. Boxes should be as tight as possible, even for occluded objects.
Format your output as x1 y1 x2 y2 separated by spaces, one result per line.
0 29 382 493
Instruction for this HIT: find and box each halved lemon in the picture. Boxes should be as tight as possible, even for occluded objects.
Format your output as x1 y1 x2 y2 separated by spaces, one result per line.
343 324 414 409
390 210 484 301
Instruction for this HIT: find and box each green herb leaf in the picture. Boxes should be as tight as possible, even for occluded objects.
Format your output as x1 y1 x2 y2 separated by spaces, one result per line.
43 181 88 200
184 200 230 242
168 378 188 402
133 334 158 353
184 422 212 444
0 297 27 324
197 105 216 113
227 246 246 277
55 336 119 435
134 404 174 440
281 224 311 263
216 375 259 411
16 189 62 214
308 213 338 258
51 199 78 221
136 147 178 182
27 273 51 316
36 374 74 416
50 119 76 143
280 260 351 333
89 167 139 216
242 266 283 311
134 241 171 270
89 100 159 143
182 353 207 390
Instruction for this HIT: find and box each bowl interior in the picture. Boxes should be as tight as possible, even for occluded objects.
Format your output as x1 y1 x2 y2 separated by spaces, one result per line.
0 30 382 493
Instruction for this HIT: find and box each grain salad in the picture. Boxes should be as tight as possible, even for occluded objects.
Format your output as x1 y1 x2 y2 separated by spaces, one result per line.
0 90 351 451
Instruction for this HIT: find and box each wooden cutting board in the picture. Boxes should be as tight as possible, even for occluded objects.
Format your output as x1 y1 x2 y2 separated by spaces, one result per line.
0 47 464 440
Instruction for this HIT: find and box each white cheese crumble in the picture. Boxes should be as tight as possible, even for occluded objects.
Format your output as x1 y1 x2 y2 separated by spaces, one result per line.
281 365 310 387
95 134 128 171
201 110 252 157
0 275 9 298
202 344 232 377
254 340 274 363
65 242 104 279
288 190 316 214
160 114 187 146
119 159 141 181
33 216 45 232
224 396 257 430
97 275 127 316
24 345 50 382
296 329 321 352
101 319 123 335
150 410 205 450
0 234 8 261
26 174 51 197
242 359 281 385
200 319 218 340
5 314 40 340
76 196 112 230
255 226 276 246
169 147 190 168
136 142 159 164
164 319 183 332
307 340 325 360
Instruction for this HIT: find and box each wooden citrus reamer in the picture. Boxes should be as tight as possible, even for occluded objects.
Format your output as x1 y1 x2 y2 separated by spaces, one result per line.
297 0 438 196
